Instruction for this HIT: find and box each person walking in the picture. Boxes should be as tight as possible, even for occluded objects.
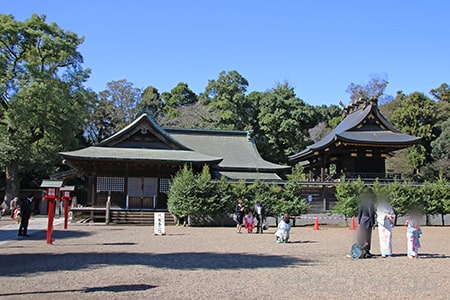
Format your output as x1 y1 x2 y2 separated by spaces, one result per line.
376 199 396 257
357 190 376 258
18 195 33 237
253 200 266 234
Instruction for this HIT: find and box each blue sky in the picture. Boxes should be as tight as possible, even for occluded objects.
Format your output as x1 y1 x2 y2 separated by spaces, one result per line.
2 1 449 106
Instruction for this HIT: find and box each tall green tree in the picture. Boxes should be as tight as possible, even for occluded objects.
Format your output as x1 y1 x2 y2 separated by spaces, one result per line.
430 83 450 103
278 165 309 225
138 85 164 115
392 92 438 177
166 82 198 108
255 82 320 163
0 14 92 202
167 164 218 225
161 82 199 119
167 164 197 225
202 70 253 130
430 118 450 178
99 79 141 129
87 79 141 144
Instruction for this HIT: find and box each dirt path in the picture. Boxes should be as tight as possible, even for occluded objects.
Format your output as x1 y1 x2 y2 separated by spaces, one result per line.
0 224 448 299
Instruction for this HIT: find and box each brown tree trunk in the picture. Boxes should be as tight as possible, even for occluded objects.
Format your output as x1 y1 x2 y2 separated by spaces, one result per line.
4 161 20 205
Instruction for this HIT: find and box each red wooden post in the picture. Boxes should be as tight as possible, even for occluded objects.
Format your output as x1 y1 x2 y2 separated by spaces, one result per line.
40 180 64 245
47 199 55 244
60 187 74 230
64 199 69 229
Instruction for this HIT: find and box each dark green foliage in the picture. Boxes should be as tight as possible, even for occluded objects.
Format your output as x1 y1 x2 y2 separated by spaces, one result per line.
392 92 438 177
276 165 309 217
139 86 164 115
0 14 93 200
254 83 322 163
386 179 419 218
332 176 366 217
203 70 253 130
167 164 197 224
420 174 450 225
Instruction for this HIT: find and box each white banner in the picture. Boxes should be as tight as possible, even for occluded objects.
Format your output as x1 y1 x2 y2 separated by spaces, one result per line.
154 212 165 235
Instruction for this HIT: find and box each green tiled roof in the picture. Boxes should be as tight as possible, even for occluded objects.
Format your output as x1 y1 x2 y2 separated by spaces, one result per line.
60 113 289 179
60 146 222 164
166 128 290 172
212 171 282 180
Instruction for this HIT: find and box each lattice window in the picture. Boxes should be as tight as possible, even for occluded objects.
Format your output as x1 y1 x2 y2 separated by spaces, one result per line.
159 178 171 193
96 177 125 192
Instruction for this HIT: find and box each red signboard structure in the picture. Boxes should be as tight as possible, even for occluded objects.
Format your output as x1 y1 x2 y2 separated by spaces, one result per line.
40 180 63 244
60 186 75 230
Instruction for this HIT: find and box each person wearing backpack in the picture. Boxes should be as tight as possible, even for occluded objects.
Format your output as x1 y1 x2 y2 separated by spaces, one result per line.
253 200 266 234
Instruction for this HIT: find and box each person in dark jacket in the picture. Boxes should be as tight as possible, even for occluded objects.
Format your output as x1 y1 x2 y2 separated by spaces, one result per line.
18 195 33 237
357 190 376 257
235 199 245 233
253 200 266 234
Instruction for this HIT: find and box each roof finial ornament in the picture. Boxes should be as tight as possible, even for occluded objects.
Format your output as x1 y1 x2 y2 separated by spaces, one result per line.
135 104 156 118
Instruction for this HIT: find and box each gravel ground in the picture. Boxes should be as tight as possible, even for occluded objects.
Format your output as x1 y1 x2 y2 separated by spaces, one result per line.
0 222 448 300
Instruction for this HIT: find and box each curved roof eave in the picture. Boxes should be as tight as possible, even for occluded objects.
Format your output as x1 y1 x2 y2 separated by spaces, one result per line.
289 104 422 161
60 147 223 164
98 113 191 150
337 131 422 145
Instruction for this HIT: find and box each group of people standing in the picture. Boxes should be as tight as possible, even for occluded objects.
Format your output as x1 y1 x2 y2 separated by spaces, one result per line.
355 190 422 259
235 199 266 234
1 195 33 237
234 199 292 243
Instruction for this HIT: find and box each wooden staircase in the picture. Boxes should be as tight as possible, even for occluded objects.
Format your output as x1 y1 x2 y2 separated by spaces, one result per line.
110 210 175 225
300 186 337 212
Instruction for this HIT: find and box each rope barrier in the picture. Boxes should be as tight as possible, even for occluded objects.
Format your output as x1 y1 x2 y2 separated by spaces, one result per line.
291 215 349 221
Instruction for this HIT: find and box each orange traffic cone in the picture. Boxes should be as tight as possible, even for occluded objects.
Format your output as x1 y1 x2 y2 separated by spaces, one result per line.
313 216 320 230
350 216 356 230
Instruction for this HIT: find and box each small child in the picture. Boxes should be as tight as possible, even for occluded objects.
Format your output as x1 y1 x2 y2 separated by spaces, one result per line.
275 214 291 243
244 211 254 233
406 216 422 259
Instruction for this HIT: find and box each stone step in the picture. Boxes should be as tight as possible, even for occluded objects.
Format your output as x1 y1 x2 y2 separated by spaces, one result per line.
110 211 175 225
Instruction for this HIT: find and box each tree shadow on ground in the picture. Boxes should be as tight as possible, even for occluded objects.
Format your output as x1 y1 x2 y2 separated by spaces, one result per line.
381 253 449 259
14 229 93 241
412 253 449 259
0 284 156 297
0 251 312 276
288 240 317 244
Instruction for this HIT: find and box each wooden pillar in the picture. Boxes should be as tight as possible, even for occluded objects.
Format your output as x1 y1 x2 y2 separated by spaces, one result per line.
320 155 325 182
89 176 96 223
